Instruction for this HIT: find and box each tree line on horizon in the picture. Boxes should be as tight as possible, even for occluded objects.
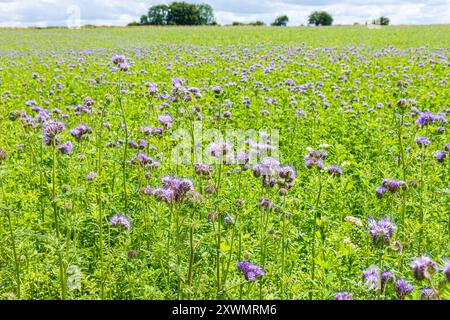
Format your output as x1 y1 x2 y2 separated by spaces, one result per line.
128 2 389 27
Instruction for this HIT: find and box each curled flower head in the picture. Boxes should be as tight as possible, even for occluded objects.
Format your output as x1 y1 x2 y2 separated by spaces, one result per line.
43 121 64 146
362 267 379 290
111 54 129 71
415 136 430 148
435 150 446 162
109 214 131 230
442 259 450 282
236 261 265 281
158 114 173 129
369 216 396 246
395 279 414 300
70 124 92 141
326 165 343 176
194 162 213 177
412 256 437 281
0 148 7 162
420 288 435 300
58 141 73 154
381 178 407 193
334 292 353 300
258 197 274 211
86 171 98 181
304 149 327 169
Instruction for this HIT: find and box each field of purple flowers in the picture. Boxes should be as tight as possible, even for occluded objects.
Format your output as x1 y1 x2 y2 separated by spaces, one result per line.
0 26 449 300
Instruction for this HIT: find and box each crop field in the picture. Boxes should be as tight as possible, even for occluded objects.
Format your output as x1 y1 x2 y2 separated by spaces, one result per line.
0 25 449 300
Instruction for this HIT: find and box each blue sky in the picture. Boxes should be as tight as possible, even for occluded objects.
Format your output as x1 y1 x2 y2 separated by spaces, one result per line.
0 0 449 27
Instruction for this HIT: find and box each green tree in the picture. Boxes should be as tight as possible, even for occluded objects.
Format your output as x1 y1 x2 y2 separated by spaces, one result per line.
379 16 390 25
140 15 149 25
197 3 216 25
148 4 170 25
271 15 289 26
167 2 201 25
308 11 333 26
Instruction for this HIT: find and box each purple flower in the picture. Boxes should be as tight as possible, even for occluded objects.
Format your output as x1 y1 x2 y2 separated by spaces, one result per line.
420 289 435 300
70 124 91 141
133 153 158 167
58 141 73 154
334 292 353 300
435 150 446 162
147 82 158 94
444 143 450 152
376 185 388 198
258 197 274 211
304 149 327 169
212 85 223 94
86 171 98 181
415 111 447 126
442 259 450 282
362 267 379 289
369 216 396 245
147 177 195 203
412 256 437 281
362 267 393 292
383 178 406 192
415 136 430 148
236 261 265 281
158 114 173 129
111 55 129 71
43 121 65 146
194 163 213 177
327 165 343 176
109 214 131 230
395 279 414 300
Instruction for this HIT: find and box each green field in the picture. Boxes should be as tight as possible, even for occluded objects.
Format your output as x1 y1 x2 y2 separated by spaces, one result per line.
0 25 449 300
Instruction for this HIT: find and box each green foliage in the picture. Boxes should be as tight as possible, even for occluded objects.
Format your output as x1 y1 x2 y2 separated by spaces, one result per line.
145 2 215 26
308 11 333 26
271 15 289 27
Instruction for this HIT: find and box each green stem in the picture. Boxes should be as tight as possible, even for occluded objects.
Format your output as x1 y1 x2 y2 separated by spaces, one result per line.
52 142 65 300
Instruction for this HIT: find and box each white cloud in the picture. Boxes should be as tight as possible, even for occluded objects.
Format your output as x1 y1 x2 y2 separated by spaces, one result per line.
0 0 448 27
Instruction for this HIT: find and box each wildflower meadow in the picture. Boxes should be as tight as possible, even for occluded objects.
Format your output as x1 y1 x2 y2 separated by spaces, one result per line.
0 25 449 300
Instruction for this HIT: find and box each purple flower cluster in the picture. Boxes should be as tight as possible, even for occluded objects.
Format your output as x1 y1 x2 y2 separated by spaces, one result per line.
142 177 194 204
326 165 343 176
442 259 450 282
109 214 131 230
420 288 435 300
415 136 430 148
209 141 234 164
415 111 447 126
58 141 73 154
43 121 65 146
141 126 163 136
132 153 159 167
362 267 394 292
304 149 327 169
395 279 414 300
334 292 353 300
70 124 92 141
412 256 437 281
435 150 447 162
368 216 396 245
236 261 265 281
376 178 407 198
158 114 173 129
111 54 129 71
194 162 214 177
